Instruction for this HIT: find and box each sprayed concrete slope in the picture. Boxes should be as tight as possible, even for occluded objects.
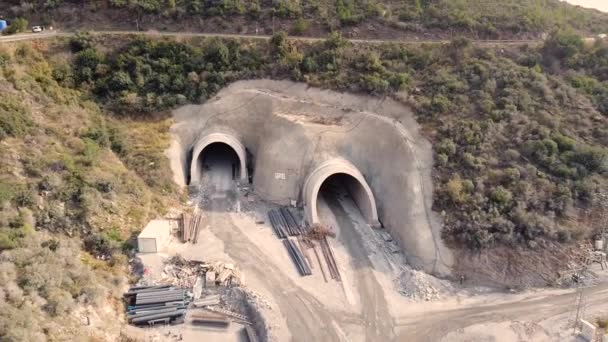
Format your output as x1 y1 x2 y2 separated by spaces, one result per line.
168 80 453 275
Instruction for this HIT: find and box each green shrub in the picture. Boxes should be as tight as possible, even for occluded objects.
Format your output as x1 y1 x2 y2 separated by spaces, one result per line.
3 18 28 35
273 0 302 18
291 18 309 34
0 181 14 203
0 96 33 140
360 73 389 94
430 94 451 114
490 186 513 206
69 33 94 53
436 138 457 156
0 50 11 67
13 188 35 208
73 48 103 85
552 133 576 152
336 0 359 25
564 145 607 173
446 176 467 204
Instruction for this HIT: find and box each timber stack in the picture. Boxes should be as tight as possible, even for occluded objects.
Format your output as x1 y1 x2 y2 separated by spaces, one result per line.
181 212 203 243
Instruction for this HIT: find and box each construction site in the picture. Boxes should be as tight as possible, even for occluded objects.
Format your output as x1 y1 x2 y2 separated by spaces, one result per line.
125 80 608 342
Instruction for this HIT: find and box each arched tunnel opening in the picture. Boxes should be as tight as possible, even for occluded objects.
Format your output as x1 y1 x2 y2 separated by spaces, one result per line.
316 173 375 226
196 142 241 192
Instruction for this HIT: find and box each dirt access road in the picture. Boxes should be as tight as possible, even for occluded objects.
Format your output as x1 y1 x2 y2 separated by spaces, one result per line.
0 29 544 46
396 284 608 340
196 159 608 341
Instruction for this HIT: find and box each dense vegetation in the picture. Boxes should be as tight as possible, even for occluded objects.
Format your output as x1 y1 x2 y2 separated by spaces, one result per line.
0 42 178 340
3 0 608 38
60 31 607 250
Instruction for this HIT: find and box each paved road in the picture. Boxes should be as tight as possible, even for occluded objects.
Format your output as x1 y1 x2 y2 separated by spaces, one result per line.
0 29 544 46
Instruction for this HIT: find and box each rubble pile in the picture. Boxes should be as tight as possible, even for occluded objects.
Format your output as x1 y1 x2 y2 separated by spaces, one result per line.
161 256 244 288
396 268 452 301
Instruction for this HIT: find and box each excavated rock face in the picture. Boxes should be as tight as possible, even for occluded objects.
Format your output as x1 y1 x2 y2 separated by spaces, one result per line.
168 80 453 276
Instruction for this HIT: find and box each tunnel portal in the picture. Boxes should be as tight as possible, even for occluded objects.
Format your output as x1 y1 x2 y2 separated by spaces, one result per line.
197 142 241 189
189 133 248 186
303 159 379 227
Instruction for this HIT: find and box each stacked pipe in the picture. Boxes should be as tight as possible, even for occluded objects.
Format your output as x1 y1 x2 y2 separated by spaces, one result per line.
124 285 189 326
280 207 306 235
268 207 303 238
268 210 287 238
181 213 203 243
283 238 312 276
320 237 341 281
190 313 230 328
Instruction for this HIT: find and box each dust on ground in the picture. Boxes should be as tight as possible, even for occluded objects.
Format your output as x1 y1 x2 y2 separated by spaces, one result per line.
136 156 608 341
154 80 608 341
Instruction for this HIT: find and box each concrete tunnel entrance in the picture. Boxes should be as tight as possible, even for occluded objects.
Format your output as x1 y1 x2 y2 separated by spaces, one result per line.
189 133 248 186
197 143 241 189
303 159 379 227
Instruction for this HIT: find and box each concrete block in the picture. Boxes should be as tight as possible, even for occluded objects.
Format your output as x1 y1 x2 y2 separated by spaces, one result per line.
580 319 596 342
205 271 216 287
137 220 171 253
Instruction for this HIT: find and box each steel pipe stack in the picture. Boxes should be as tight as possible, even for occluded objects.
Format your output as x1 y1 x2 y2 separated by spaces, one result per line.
124 285 189 326
268 210 287 238
279 207 305 235
269 207 304 238
283 238 312 276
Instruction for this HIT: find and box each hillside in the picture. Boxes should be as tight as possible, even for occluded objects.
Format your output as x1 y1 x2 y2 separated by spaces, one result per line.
59 31 606 251
2 0 608 39
0 20 607 342
0 42 179 340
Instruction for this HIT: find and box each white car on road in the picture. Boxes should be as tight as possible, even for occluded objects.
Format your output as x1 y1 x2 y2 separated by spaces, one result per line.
31 26 43 33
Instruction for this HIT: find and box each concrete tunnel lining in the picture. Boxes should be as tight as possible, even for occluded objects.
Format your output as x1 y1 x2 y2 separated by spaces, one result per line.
303 159 380 227
190 133 248 185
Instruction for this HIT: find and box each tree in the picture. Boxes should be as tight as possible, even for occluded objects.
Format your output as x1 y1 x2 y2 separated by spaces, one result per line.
542 29 584 65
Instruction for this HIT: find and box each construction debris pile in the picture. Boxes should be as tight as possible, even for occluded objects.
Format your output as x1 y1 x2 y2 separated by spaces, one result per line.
161 256 244 288
397 270 440 301
395 267 456 301
180 212 203 243
124 285 190 326
126 255 263 340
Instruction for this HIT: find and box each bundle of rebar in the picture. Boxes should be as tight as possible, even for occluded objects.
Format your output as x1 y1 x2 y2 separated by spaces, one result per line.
320 237 341 281
124 285 189 326
181 213 203 243
283 238 312 276
268 207 303 238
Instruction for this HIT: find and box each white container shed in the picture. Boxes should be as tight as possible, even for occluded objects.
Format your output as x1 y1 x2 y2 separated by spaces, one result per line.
137 220 171 253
